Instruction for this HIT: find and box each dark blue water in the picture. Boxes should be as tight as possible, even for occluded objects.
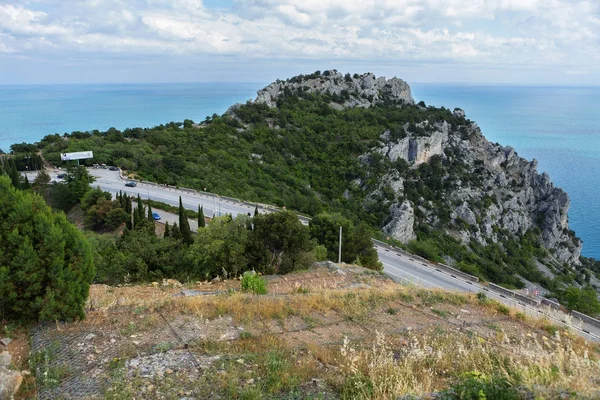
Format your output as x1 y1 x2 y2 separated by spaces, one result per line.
1 82 599 258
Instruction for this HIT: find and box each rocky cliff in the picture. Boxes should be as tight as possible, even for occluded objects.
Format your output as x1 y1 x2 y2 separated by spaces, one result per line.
374 111 582 266
255 70 414 109
244 70 582 268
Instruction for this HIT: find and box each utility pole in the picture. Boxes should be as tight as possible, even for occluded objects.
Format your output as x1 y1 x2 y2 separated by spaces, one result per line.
338 226 342 264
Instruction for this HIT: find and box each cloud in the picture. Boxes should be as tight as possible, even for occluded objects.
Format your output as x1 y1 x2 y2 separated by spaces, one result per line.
0 0 598 82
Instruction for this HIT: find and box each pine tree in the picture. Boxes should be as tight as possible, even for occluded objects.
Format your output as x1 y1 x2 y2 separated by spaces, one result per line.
178 197 193 244
254 206 259 216
198 205 205 228
164 221 170 238
0 176 94 321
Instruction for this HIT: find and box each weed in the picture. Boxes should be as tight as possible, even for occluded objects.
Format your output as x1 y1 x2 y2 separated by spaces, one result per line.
241 271 267 295
29 343 69 389
302 316 319 330
0 322 19 338
120 322 137 336
239 331 253 340
515 312 526 321
431 308 449 318
542 323 558 335
495 303 510 315
386 307 397 315
153 342 172 352
477 292 488 302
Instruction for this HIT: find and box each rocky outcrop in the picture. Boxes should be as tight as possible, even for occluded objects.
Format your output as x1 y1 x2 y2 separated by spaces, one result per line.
379 122 450 165
255 70 413 109
383 200 416 244
374 108 582 265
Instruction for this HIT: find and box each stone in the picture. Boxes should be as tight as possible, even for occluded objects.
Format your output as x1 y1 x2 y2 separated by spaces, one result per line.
0 368 22 400
0 338 11 347
0 351 11 367
383 200 416 244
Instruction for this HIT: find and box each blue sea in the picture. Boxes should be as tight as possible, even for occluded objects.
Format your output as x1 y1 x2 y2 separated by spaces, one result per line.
1 82 599 259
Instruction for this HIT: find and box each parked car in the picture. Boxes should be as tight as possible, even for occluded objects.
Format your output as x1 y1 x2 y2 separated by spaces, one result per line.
125 181 137 187
57 173 66 179
152 212 161 221
108 166 119 171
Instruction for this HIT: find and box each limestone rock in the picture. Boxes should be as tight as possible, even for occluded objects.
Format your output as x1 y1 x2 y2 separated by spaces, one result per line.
383 200 416 244
0 368 22 400
254 70 414 109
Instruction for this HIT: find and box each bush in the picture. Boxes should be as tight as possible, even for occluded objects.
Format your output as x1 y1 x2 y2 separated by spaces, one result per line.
439 372 521 400
0 176 94 321
241 271 267 295
315 245 328 261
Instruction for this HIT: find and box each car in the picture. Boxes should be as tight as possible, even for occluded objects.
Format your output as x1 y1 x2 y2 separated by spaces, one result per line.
108 166 119 171
57 173 66 179
152 212 161 221
125 181 137 187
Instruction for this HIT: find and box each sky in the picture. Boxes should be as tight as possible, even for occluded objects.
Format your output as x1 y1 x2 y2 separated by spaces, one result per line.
0 0 599 85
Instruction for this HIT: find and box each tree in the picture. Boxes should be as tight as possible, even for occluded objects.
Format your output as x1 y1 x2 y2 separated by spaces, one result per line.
309 212 381 270
251 211 316 274
179 196 193 245
0 176 94 321
198 205 205 228
164 221 171 238
33 170 51 195
254 206 259 217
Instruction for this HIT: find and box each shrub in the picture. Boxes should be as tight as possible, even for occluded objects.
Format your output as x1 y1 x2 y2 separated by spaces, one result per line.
241 271 267 295
0 176 94 321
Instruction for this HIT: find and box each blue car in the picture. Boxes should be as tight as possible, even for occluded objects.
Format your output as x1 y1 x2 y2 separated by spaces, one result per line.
152 212 161 220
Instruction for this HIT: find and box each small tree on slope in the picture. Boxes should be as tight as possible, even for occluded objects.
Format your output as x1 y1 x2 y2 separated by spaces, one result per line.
0 176 94 321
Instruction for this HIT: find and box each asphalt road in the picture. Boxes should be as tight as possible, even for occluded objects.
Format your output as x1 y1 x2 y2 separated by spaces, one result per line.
29 168 600 342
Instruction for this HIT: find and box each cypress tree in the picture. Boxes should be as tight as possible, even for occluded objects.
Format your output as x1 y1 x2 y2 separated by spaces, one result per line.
164 221 170 238
179 196 192 244
8 163 19 189
147 202 154 222
198 205 205 228
125 196 133 230
171 222 182 240
133 205 141 228
136 194 145 224
254 206 259 216
22 175 31 190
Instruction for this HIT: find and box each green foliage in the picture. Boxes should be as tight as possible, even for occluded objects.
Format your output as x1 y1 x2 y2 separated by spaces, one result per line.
0 176 94 321
198 205 205 228
314 245 328 261
309 213 381 270
439 372 521 400
241 271 267 294
179 196 193 245
555 285 600 316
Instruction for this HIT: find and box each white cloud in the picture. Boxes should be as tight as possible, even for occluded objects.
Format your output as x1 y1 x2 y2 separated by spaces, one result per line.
0 0 598 82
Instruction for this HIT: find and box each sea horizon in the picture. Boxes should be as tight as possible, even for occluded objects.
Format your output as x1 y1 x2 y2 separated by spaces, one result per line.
1 81 599 259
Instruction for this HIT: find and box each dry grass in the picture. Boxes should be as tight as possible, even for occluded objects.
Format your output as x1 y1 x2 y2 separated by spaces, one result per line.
36 268 600 399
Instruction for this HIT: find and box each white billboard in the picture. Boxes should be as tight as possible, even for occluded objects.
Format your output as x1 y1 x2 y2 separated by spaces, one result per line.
61 151 94 161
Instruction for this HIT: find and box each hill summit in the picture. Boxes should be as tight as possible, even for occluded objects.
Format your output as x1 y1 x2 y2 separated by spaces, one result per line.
255 70 414 109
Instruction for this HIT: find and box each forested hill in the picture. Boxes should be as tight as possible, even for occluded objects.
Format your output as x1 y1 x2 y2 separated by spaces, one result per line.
11 70 599 298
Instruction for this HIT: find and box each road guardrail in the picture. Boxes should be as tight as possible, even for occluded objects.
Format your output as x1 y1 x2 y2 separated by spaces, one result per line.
571 310 600 329
488 283 541 306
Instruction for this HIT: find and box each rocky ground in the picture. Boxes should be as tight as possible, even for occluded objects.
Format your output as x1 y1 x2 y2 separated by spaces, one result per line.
12 264 600 399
